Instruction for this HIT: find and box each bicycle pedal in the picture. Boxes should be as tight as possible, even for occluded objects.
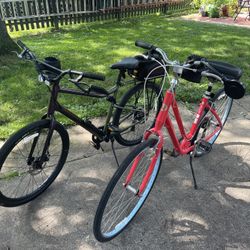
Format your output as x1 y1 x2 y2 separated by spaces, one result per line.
164 149 179 157
108 125 119 133
196 140 212 154
90 141 104 151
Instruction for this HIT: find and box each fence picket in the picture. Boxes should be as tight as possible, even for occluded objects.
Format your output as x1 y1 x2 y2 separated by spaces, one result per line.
0 0 191 31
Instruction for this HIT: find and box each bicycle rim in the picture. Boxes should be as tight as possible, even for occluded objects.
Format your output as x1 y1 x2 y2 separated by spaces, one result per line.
113 82 162 146
195 89 232 155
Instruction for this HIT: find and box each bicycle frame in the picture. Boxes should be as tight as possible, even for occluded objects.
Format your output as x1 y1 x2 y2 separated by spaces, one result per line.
148 88 223 155
125 81 224 195
26 72 126 166
44 72 127 142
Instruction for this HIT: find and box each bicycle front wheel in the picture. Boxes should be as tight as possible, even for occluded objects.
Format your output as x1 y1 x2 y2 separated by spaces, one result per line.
0 119 69 207
113 82 162 146
195 88 233 156
93 138 162 242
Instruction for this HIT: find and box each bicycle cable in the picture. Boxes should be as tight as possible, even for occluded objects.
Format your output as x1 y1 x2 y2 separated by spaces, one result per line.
141 56 170 125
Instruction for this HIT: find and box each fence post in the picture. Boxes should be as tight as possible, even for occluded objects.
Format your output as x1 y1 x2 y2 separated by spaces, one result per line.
50 0 59 29
163 1 168 14
117 0 121 20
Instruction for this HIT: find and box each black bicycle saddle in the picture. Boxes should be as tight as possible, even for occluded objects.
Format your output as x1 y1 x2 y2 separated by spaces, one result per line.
111 57 140 70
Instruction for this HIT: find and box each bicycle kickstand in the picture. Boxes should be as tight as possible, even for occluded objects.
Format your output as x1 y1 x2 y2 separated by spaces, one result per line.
111 138 120 168
189 152 198 190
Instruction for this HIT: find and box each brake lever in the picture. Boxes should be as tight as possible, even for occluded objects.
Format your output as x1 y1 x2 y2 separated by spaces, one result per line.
12 49 29 59
12 50 25 59
140 54 149 60
75 73 84 82
193 61 202 66
11 51 20 57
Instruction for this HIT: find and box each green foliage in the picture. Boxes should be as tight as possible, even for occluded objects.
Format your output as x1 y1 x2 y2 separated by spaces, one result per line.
193 0 237 17
193 0 237 8
0 15 249 138
208 4 220 17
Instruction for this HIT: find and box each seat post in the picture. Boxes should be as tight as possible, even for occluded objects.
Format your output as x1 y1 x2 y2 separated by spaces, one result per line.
115 70 125 87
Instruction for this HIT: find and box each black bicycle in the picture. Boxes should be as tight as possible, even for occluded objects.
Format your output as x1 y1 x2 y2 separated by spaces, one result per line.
0 41 164 207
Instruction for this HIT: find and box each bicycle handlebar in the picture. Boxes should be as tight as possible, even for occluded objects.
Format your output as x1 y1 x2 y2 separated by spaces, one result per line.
68 70 105 81
51 69 105 83
135 40 156 50
81 72 105 81
15 40 105 83
16 40 36 60
135 40 230 84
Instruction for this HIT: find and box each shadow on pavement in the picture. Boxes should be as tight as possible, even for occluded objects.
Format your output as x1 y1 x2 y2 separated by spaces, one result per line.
0 97 249 249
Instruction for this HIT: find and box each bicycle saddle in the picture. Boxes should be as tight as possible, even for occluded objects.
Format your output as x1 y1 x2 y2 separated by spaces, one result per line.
208 61 243 80
111 57 140 70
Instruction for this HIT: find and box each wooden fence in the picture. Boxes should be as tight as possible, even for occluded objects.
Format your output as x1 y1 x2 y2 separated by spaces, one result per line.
0 0 192 31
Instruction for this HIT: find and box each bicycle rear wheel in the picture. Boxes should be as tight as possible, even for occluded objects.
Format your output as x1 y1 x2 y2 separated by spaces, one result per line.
113 82 162 146
93 138 162 242
0 119 69 207
195 88 233 156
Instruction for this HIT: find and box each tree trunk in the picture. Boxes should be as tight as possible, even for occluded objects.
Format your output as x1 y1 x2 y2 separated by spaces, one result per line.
0 17 18 55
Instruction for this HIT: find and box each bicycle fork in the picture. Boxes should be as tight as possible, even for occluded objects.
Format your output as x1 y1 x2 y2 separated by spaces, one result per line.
27 119 55 168
123 135 163 196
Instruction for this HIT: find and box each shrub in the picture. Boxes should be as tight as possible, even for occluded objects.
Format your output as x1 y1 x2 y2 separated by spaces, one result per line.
208 5 220 17
221 4 229 17
193 0 237 17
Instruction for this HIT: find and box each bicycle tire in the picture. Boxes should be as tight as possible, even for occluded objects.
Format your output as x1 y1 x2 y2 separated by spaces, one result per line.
113 82 162 146
93 138 162 242
195 88 233 156
0 119 69 207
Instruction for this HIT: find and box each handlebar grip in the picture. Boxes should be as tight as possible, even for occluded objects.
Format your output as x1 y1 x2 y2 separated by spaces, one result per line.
83 72 105 81
135 40 155 50
89 85 109 96
17 40 27 50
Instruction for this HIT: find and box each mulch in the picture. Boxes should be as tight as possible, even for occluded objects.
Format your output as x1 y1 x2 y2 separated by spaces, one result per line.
181 13 250 28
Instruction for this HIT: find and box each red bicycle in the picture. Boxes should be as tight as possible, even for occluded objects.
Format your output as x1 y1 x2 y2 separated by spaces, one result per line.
93 41 246 242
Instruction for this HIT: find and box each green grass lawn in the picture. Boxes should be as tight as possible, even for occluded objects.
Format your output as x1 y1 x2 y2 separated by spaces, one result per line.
0 14 249 138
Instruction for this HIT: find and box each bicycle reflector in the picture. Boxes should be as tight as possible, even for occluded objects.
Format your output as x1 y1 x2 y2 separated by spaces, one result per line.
224 79 245 99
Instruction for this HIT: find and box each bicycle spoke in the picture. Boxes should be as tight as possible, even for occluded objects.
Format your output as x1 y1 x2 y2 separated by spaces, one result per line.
8 173 28 198
16 145 28 160
103 191 138 233
103 190 128 230
105 195 138 233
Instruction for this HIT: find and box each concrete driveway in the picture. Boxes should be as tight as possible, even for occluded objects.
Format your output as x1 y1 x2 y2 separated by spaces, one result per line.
0 96 249 250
